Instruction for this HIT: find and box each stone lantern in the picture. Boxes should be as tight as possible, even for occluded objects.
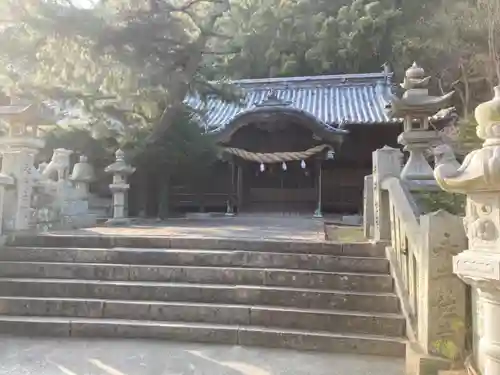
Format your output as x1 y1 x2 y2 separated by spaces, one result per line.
434 86 500 375
70 155 95 198
104 149 135 225
0 104 50 230
388 62 454 188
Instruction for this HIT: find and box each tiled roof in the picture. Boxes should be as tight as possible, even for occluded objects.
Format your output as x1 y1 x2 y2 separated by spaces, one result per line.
184 72 397 132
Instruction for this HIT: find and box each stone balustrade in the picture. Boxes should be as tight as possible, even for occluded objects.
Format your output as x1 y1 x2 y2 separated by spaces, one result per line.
365 63 472 375
368 146 468 375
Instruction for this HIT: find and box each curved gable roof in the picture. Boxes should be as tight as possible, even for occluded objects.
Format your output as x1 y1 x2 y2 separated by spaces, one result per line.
184 72 396 132
215 105 349 145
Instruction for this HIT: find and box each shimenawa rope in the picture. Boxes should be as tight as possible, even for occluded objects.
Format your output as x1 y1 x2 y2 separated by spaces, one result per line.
223 144 330 163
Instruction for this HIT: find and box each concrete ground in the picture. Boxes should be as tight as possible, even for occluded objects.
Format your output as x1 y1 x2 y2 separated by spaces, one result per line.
0 336 404 375
49 215 330 242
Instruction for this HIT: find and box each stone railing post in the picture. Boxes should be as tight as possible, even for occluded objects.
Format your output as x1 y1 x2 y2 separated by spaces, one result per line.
105 149 135 226
363 174 374 238
434 86 500 375
418 211 468 359
0 173 14 237
372 145 403 242
388 62 454 188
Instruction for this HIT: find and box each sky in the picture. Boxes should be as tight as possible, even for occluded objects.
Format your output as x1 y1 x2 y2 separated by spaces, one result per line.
74 0 97 8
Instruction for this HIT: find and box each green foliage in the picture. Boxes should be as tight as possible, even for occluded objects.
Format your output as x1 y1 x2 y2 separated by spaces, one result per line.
432 317 472 369
457 116 482 154
126 110 217 177
415 191 466 216
40 127 116 167
124 110 218 218
2 0 498 125
207 0 498 118
312 0 401 74
209 0 401 78
0 0 231 138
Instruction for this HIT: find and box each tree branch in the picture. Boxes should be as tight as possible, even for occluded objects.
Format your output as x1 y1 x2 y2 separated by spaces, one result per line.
149 0 230 141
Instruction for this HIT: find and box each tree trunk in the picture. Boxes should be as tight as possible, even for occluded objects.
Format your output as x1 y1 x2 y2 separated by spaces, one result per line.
158 172 170 220
134 168 148 218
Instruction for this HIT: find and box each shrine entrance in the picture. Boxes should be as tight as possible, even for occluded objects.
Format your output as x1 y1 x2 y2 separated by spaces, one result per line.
218 105 345 216
241 158 318 214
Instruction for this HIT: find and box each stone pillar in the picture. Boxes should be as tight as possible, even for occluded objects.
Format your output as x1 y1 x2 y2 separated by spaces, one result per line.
0 173 14 236
363 174 374 238
0 142 43 231
0 105 54 231
418 211 468 357
225 160 236 216
434 86 500 375
372 146 402 242
105 149 135 226
452 195 500 375
399 130 441 187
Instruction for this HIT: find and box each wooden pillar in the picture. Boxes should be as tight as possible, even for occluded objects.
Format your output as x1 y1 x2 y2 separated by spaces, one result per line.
226 159 236 216
236 162 244 213
314 158 323 218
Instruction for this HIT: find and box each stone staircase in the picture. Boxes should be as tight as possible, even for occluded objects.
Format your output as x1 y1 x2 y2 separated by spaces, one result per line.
0 234 406 356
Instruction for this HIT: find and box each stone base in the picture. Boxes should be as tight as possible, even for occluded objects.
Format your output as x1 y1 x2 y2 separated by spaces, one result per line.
342 215 363 226
105 217 132 226
313 210 323 219
406 342 452 375
64 214 98 229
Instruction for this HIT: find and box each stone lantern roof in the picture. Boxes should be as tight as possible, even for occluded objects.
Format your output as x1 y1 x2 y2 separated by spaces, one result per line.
70 155 95 183
387 62 454 119
105 149 136 176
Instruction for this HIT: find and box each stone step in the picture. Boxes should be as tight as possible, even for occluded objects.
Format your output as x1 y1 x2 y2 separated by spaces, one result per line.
8 235 385 257
0 261 394 294
0 297 405 336
0 248 390 273
0 278 398 312
0 315 406 357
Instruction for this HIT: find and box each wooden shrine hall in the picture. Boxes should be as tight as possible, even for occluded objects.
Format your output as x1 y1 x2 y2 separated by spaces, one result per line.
166 71 454 216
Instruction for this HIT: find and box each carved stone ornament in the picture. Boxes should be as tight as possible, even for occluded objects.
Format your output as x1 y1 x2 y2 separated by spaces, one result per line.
435 86 500 194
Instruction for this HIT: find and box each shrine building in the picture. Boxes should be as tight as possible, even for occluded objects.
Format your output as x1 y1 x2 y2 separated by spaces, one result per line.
167 70 453 216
